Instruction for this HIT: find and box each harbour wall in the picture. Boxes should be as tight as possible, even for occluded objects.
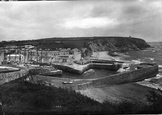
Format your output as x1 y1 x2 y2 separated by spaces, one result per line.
77 63 158 90
0 68 29 84
54 63 121 74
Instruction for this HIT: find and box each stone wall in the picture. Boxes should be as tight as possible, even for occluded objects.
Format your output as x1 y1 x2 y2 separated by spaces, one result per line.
54 63 121 75
0 68 29 84
77 63 158 90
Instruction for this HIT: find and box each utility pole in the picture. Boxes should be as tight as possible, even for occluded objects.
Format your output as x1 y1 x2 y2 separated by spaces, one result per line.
30 49 32 63
41 49 42 63
24 48 26 64
36 48 38 63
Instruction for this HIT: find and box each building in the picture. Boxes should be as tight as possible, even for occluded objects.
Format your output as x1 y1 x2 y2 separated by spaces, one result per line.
59 49 69 56
2 45 84 64
6 54 24 63
5 45 17 49
24 45 35 49
72 48 81 60
0 49 4 64
48 51 60 57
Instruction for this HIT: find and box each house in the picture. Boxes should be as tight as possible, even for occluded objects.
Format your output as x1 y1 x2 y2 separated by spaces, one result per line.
27 49 37 62
72 48 81 60
25 45 35 49
0 49 4 64
5 45 17 49
6 54 24 63
57 56 69 63
48 51 60 57
72 48 80 54
59 49 69 56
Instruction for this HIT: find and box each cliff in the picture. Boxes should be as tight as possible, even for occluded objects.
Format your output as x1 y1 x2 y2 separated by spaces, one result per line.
84 37 150 52
0 36 150 52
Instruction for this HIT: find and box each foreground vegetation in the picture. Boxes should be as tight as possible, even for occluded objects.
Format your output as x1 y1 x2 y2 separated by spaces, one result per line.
0 77 162 114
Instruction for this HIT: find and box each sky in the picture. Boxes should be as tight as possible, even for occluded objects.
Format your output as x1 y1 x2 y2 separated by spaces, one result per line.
0 0 162 42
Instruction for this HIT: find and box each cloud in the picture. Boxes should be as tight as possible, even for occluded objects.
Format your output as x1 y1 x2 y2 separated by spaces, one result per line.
62 17 118 29
0 0 162 42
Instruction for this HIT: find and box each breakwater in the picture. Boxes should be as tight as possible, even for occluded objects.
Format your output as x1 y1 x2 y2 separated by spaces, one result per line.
76 63 158 90
0 67 29 85
54 62 121 75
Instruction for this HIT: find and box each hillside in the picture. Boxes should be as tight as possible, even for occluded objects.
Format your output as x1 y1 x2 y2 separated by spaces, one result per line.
0 36 150 52
1 76 162 114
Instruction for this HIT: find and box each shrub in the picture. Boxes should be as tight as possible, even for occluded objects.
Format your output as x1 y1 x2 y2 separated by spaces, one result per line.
146 89 162 113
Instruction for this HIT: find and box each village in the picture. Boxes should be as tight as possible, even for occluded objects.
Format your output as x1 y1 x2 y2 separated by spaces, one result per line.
0 43 158 90
0 45 85 65
1 0 162 113
0 43 124 86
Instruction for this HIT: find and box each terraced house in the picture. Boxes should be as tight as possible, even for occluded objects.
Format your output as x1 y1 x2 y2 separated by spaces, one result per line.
0 45 82 64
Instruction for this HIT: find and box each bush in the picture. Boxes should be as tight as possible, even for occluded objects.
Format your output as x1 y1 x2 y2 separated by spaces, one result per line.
101 101 145 114
146 89 162 113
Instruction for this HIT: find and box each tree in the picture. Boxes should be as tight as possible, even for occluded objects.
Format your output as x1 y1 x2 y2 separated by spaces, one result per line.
146 89 162 113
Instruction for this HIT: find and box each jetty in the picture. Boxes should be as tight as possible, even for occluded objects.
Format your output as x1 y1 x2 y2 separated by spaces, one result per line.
24 60 159 92
0 65 29 85
0 60 159 91
53 59 122 75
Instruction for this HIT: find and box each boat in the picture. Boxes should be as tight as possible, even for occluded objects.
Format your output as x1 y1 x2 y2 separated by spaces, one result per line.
62 81 73 84
39 69 62 76
29 66 63 77
62 78 74 84
0 66 20 73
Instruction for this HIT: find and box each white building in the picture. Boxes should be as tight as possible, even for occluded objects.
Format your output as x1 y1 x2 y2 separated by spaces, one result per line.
7 54 24 63
72 48 81 60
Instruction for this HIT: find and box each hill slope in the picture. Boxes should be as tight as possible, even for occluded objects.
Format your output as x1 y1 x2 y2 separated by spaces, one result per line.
0 36 150 52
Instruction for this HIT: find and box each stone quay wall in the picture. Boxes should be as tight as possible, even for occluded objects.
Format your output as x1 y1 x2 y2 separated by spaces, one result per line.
0 68 29 84
54 63 121 75
77 63 158 90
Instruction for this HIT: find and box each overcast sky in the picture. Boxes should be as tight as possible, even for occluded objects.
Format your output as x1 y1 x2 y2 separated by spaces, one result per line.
0 0 162 42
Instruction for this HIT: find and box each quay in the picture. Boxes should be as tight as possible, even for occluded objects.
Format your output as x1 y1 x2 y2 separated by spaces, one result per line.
0 61 159 91
76 63 158 90
53 60 122 74
0 65 29 85
28 62 158 91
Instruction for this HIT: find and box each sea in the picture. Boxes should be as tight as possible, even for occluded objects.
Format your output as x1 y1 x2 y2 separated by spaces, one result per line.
121 42 162 90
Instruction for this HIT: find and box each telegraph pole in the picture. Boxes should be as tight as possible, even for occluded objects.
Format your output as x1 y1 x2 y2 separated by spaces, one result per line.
36 48 38 63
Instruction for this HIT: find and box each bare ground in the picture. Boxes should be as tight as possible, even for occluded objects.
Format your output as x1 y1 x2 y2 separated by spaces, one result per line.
78 83 155 104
